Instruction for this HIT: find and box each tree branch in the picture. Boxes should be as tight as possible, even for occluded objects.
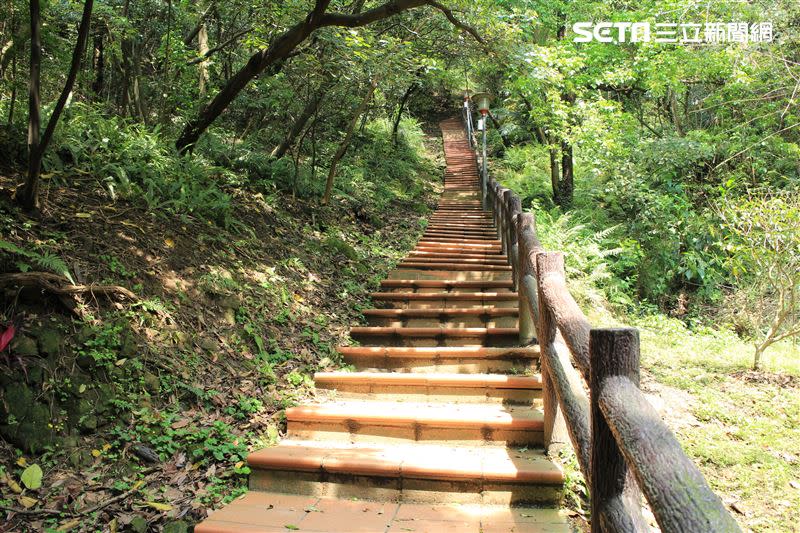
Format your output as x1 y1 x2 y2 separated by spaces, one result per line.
186 26 251 65
425 0 485 44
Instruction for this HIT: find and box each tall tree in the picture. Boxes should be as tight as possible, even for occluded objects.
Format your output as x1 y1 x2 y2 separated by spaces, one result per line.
322 77 379 204
18 0 94 210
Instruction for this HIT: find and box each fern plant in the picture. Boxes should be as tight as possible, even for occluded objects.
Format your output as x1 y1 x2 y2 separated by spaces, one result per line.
535 210 623 311
0 240 75 284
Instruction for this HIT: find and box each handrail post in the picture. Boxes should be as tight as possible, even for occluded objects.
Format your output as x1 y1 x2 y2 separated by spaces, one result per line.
506 193 521 290
590 328 647 533
535 252 571 454
497 188 509 257
516 213 536 345
463 97 473 147
481 117 488 207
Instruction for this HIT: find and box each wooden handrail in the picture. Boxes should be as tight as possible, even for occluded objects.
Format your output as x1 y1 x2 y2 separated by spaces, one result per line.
470 115 741 533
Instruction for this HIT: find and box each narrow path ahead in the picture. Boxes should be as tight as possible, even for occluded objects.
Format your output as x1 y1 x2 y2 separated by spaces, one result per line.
197 119 570 532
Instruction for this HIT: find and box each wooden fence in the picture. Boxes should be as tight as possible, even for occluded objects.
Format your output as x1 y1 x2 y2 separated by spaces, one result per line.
472 121 741 532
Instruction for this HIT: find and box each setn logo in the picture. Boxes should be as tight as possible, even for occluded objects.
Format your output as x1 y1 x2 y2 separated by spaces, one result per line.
572 22 651 43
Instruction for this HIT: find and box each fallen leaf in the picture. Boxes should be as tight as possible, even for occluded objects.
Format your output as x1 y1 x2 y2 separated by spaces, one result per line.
20 464 43 490
171 419 190 429
165 238 175 248
57 519 81 531
75 213 92 219
19 495 38 508
0 323 16 352
2 476 22 495
145 501 173 512
16 457 27 467
284 526 299 531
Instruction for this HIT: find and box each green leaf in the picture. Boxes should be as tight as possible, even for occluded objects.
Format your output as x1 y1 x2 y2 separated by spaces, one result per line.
20 464 43 490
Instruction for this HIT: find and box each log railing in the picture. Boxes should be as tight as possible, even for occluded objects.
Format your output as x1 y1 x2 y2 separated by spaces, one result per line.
467 116 741 532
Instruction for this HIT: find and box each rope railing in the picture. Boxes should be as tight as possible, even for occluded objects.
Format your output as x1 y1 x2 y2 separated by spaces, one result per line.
460 105 741 533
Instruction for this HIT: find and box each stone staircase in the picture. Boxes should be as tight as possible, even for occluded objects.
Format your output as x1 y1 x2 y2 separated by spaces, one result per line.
195 119 570 532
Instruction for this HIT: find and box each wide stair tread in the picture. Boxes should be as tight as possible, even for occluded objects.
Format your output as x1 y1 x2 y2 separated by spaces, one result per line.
198 494 571 533
248 440 561 484
286 399 543 430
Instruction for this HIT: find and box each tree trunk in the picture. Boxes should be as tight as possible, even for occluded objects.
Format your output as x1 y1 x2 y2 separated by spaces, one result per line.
197 22 209 96
549 147 560 202
132 45 147 122
21 0 42 211
559 139 574 207
392 81 417 146
7 51 17 125
753 345 764 370
322 78 378 205
91 30 104 97
668 88 684 136
18 0 94 210
271 79 331 159
487 110 511 149
119 0 132 114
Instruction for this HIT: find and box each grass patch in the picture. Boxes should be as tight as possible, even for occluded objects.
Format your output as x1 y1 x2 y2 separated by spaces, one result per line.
634 315 800 530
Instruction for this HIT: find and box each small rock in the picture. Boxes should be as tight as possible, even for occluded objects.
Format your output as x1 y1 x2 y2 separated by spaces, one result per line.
218 294 241 310
80 415 98 432
143 372 160 394
120 334 138 358
131 443 160 464
26 366 44 385
36 329 62 357
162 520 189 533
11 335 39 357
75 325 94 344
129 516 148 533
198 336 218 352
76 353 95 370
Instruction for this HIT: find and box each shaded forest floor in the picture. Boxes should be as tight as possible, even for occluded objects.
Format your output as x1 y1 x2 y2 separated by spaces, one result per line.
0 131 442 531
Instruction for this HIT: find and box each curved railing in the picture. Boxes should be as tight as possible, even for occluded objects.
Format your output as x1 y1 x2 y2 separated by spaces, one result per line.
463 106 741 533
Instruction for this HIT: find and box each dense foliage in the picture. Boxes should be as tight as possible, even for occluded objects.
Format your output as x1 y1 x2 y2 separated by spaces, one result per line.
470 0 800 367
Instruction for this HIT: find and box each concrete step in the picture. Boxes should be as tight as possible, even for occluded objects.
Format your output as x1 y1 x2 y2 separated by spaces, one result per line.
193 118 566 533
314 371 541 404
402 256 509 265
350 326 519 347
284 400 545 446
371 291 518 309
246 441 563 506
413 244 503 254
388 269 513 282
196 492 571 532
363 307 518 328
380 279 513 291
338 344 539 373
398 262 512 272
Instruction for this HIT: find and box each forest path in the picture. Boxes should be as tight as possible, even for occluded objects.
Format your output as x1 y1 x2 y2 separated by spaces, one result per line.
195 119 570 532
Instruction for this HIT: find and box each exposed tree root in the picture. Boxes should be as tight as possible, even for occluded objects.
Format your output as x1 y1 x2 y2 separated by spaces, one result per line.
0 272 138 301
